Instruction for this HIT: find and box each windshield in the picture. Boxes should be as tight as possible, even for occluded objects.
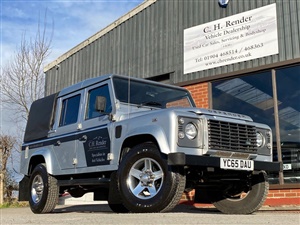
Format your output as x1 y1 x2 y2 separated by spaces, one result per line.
113 77 195 108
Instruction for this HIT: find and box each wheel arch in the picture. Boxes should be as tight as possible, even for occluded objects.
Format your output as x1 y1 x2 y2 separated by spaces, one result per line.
119 127 170 163
29 155 45 175
28 149 55 175
119 134 159 163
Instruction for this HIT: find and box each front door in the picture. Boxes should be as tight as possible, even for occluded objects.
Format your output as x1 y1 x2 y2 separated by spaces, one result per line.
76 83 113 168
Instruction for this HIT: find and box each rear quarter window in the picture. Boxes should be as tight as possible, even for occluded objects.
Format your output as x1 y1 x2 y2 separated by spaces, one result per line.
59 94 81 126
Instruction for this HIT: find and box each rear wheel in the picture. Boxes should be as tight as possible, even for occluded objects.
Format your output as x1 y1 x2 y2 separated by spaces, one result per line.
29 164 59 214
117 143 185 213
212 171 269 214
68 187 86 198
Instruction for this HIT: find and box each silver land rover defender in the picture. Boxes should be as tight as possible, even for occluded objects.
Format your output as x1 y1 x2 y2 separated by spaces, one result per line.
19 74 280 214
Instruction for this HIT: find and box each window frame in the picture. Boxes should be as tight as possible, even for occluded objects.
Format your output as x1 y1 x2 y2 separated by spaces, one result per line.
59 94 81 127
85 84 112 121
51 90 84 136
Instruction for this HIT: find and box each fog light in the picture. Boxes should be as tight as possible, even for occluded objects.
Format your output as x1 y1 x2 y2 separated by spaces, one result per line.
178 117 185 125
178 131 185 139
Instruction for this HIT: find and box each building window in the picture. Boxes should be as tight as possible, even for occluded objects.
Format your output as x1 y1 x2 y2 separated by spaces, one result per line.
86 85 112 120
59 94 81 126
211 64 300 184
275 65 300 183
212 71 276 135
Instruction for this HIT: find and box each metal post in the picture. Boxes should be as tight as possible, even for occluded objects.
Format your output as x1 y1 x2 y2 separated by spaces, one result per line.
271 69 284 185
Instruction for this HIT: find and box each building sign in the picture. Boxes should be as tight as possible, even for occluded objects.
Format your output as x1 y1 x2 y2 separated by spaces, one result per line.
184 3 278 74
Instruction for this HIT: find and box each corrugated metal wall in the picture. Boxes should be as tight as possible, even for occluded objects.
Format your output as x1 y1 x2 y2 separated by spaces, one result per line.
45 0 300 95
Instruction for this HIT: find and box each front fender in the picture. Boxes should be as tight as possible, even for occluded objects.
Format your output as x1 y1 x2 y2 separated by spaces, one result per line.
125 124 173 154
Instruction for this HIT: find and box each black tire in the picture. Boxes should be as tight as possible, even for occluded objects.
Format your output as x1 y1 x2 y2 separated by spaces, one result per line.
108 172 129 213
117 143 186 213
29 164 59 214
68 188 86 198
212 171 269 214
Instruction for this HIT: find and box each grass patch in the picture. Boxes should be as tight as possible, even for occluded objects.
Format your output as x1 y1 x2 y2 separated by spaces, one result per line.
0 201 29 208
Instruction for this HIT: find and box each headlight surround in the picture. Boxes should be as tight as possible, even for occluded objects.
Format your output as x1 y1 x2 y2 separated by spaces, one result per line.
185 123 197 140
177 116 202 148
256 132 265 147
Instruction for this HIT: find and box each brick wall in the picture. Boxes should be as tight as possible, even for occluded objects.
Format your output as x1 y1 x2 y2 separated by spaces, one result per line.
265 188 300 206
184 82 209 109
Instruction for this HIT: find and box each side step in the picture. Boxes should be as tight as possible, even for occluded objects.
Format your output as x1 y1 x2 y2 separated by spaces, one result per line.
58 177 110 187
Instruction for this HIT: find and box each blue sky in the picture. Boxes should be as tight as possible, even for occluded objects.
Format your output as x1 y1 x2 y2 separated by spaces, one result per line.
1 0 144 66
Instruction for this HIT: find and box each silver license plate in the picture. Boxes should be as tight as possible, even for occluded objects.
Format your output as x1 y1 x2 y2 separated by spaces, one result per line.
283 164 292 170
220 158 254 171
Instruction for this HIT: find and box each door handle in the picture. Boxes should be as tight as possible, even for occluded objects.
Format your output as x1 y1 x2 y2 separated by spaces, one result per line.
79 135 87 142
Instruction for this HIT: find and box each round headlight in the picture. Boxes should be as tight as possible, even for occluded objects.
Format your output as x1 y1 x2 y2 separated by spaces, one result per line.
256 132 264 147
185 123 197 140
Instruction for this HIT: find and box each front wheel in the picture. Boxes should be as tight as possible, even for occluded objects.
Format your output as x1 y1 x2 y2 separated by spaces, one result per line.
29 164 59 214
212 171 269 214
117 143 186 213
108 171 129 213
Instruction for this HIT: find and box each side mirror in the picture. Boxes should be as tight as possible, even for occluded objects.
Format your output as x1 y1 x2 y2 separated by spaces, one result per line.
96 96 106 112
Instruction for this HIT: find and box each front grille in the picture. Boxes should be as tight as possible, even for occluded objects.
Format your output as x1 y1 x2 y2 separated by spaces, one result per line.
208 120 257 153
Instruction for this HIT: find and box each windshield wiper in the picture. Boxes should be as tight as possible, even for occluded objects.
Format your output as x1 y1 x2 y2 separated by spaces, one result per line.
138 101 162 108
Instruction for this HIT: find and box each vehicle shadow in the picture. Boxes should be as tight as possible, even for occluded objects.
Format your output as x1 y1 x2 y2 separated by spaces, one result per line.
53 203 220 214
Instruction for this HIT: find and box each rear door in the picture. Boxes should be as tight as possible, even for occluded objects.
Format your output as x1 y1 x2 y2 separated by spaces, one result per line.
52 91 83 170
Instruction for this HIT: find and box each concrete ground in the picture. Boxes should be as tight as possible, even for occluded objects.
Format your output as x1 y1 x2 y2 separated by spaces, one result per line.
59 192 300 212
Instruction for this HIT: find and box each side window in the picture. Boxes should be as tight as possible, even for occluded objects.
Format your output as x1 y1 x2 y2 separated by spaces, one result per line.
86 85 112 120
59 94 81 126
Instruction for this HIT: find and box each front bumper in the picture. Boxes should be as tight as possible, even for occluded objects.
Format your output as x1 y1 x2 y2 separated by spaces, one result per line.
168 153 281 172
